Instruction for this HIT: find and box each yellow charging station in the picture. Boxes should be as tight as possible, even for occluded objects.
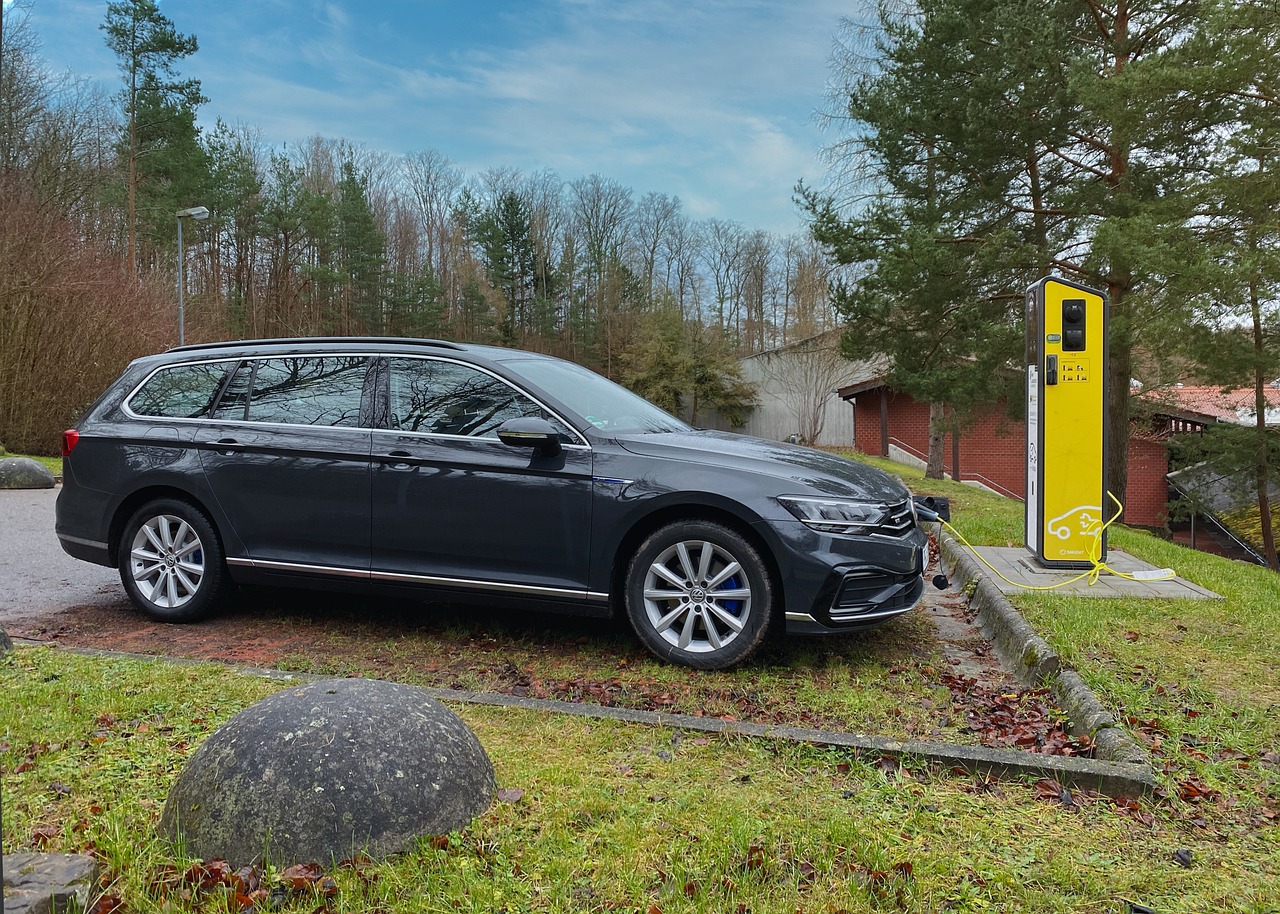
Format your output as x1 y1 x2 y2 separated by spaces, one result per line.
1025 277 1109 568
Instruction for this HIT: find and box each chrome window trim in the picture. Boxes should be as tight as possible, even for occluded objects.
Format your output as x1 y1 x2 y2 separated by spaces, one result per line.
122 353 379 430
378 427 592 451
227 556 609 602
119 350 590 446
122 356 243 421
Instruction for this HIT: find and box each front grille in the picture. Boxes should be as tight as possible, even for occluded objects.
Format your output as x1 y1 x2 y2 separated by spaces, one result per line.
828 569 923 624
876 499 916 537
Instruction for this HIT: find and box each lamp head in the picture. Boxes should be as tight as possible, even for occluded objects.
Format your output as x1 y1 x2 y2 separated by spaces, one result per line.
177 205 210 220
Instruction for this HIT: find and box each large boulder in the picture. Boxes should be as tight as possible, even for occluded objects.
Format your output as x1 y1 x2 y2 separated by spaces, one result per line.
159 679 495 866
0 458 55 489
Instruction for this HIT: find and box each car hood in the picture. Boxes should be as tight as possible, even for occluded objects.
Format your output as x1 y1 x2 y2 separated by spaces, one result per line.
614 430 912 503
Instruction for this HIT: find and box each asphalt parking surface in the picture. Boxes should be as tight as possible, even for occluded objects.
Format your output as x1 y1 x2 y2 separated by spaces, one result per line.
0 487 123 625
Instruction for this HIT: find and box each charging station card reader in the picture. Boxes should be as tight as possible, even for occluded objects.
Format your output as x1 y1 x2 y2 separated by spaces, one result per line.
1025 278 1109 569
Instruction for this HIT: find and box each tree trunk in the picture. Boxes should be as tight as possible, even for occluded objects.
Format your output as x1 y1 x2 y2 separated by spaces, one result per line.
1250 275 1279 570
1105 288 1131 519
926 400 946 479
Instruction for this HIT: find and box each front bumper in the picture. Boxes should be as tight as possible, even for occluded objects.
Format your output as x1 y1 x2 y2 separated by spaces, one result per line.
767 520 930 635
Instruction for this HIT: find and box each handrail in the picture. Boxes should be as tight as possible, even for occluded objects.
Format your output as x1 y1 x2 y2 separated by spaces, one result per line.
962 472 1023 502
887 437 928 462
888 437 1022 501
1164 471 1267 565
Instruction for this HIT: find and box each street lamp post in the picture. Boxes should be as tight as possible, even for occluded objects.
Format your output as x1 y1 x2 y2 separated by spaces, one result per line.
176 205 210 346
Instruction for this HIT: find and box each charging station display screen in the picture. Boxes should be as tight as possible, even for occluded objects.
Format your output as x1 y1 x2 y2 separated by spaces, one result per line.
1026 277 1108 568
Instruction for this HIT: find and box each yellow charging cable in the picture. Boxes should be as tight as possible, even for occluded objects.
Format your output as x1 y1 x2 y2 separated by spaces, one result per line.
932 491 1176 592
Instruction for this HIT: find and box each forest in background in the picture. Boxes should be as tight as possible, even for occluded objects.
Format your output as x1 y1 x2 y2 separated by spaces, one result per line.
0 0 834 456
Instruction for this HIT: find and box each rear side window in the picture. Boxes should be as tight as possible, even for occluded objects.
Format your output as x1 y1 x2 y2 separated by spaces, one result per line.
212 356 369 427
128 361 235 419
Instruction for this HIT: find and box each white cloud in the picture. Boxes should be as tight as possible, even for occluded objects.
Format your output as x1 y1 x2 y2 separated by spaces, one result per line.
23 0 847 233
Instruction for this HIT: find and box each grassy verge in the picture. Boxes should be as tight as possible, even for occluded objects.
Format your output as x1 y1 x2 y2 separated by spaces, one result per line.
1 452 62 475
2 450 1277 911
2 647 1277 912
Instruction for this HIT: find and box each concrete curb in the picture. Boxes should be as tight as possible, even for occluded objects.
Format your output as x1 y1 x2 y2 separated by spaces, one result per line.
937 529 1154 775
415 685 1158 798
13 640 1155 798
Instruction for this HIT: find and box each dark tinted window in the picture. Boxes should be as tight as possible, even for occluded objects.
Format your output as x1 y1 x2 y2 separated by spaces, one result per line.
211 357 368 427
388 358 573 440
129 361 234 419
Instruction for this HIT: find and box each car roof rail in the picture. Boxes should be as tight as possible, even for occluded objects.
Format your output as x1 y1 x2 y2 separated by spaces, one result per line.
166 336 467 354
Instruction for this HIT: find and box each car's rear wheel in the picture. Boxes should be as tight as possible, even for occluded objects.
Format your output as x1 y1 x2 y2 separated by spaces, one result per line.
624 521 774 670
118 499 226 622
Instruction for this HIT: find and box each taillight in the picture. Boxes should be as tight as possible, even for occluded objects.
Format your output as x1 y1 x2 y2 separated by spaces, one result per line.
61 429 80 457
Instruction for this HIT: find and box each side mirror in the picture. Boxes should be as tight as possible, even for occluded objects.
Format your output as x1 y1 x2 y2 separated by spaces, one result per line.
496 417 563 455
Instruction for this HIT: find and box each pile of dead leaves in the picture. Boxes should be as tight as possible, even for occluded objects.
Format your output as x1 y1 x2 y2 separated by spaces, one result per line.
940 673 1093 756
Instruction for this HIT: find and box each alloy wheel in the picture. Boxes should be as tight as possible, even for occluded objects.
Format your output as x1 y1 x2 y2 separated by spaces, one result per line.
128 514 206 609
641 539 752 654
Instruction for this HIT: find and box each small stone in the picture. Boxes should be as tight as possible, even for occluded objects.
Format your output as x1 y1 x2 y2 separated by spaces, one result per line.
2 852 100 914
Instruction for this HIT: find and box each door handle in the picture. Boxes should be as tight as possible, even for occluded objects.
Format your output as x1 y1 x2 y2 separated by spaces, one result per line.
379 450 416 470
214 437 244 456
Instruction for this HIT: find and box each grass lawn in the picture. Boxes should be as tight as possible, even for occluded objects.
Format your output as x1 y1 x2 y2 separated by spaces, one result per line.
1 452 62 475
2 453 1278 912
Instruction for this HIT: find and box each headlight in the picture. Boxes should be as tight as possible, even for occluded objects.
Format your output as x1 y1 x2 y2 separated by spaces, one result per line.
777 496 890 535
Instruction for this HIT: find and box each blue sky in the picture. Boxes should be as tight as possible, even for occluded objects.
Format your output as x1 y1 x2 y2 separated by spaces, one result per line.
15 0 853 234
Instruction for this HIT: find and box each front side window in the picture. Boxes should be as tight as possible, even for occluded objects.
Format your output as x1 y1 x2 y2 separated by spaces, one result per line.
211 357 369 427
129 361 235 419
388 358 573 441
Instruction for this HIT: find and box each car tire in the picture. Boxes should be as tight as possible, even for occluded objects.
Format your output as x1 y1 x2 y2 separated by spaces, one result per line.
624 520 774 670
118 498 227 622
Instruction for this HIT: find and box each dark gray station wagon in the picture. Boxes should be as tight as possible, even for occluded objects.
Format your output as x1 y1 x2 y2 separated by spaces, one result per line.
56 338 930 669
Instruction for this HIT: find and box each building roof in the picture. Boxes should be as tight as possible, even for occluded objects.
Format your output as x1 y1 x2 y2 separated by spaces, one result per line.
1142 384 1280 426
837 363 1280 429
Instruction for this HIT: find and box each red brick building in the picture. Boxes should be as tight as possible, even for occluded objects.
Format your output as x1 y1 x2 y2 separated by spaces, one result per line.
838 378 1204 529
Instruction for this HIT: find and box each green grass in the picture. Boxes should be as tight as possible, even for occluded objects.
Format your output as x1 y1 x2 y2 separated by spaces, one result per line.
3 648 1278 912
3 450 1279 911
2 451 62 475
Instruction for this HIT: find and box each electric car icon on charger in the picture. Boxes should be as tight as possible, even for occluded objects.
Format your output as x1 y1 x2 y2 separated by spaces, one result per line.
1046 505 1103 541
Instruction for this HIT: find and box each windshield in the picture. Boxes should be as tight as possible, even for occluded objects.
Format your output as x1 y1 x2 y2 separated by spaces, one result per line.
502 358 689 435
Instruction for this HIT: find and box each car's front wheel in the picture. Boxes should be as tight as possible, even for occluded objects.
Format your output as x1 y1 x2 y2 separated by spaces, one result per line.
118 499 226 622
624 521 774 670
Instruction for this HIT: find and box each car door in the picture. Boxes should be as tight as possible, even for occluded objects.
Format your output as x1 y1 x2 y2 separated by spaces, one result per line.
369 356 594 600
195 354 375 574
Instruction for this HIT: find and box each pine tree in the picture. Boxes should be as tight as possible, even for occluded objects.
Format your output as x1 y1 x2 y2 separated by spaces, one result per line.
102 0 205 272
1167 0 1280 568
